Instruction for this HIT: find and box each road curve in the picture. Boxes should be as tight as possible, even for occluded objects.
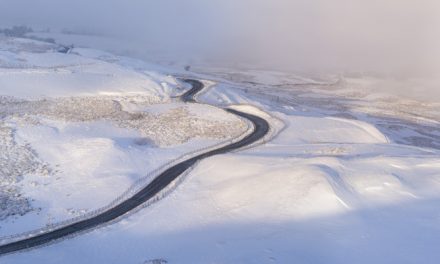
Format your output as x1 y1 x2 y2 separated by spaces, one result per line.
0 79 270 256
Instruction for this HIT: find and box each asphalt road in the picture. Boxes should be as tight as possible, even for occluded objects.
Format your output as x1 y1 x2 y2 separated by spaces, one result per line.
0 79 270 256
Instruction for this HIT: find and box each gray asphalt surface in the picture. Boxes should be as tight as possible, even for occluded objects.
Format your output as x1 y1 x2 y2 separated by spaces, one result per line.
0 79 270 256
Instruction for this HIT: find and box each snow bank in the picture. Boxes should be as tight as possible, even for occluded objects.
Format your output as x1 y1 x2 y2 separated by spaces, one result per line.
0 37 178 99
275 115 388 144
5 142 440 263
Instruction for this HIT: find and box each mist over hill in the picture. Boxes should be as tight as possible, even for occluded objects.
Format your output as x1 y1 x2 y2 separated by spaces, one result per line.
1 0 439 96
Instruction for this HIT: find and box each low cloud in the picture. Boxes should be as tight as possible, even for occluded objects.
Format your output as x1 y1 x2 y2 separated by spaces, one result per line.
1 0 439 75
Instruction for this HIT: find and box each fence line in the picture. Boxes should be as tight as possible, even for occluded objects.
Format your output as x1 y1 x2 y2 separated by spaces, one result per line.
0 78 283 247
0 114 254 246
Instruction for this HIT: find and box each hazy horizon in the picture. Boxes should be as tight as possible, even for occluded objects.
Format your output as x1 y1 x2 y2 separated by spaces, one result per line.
1 0 439 75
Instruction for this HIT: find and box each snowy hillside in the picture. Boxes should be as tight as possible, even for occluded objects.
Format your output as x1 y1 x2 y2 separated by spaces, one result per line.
0 37 179 99
1 36 440 264
0 37 247 238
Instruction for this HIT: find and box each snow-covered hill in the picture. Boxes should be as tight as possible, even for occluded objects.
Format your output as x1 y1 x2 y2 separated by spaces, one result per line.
1 36 440 264
0 37 247 238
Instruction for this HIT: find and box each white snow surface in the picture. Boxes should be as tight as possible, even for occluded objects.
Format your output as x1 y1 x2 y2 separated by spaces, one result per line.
0 37 247 237
1 39 440 263
0 37 180 99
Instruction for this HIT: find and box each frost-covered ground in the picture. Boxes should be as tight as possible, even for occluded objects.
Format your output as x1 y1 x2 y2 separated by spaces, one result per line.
0 37 247 237
1 34 440 264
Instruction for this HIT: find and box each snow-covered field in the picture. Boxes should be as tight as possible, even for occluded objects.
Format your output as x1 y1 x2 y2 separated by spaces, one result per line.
1 34 440 263
0 37 247 238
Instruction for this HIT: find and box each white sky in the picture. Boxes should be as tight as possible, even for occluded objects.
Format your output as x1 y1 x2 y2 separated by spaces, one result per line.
0 0 439 74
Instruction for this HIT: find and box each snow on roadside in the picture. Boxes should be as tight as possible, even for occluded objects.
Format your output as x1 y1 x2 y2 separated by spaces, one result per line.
0 96 246 236
0 37 248 237
5 135 440 263
2 41 440 263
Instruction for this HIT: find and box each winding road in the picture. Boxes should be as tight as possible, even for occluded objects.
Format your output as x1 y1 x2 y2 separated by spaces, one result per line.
0 79 270 256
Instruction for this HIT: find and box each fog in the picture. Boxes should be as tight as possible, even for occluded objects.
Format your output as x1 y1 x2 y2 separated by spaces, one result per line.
1 0 439 75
